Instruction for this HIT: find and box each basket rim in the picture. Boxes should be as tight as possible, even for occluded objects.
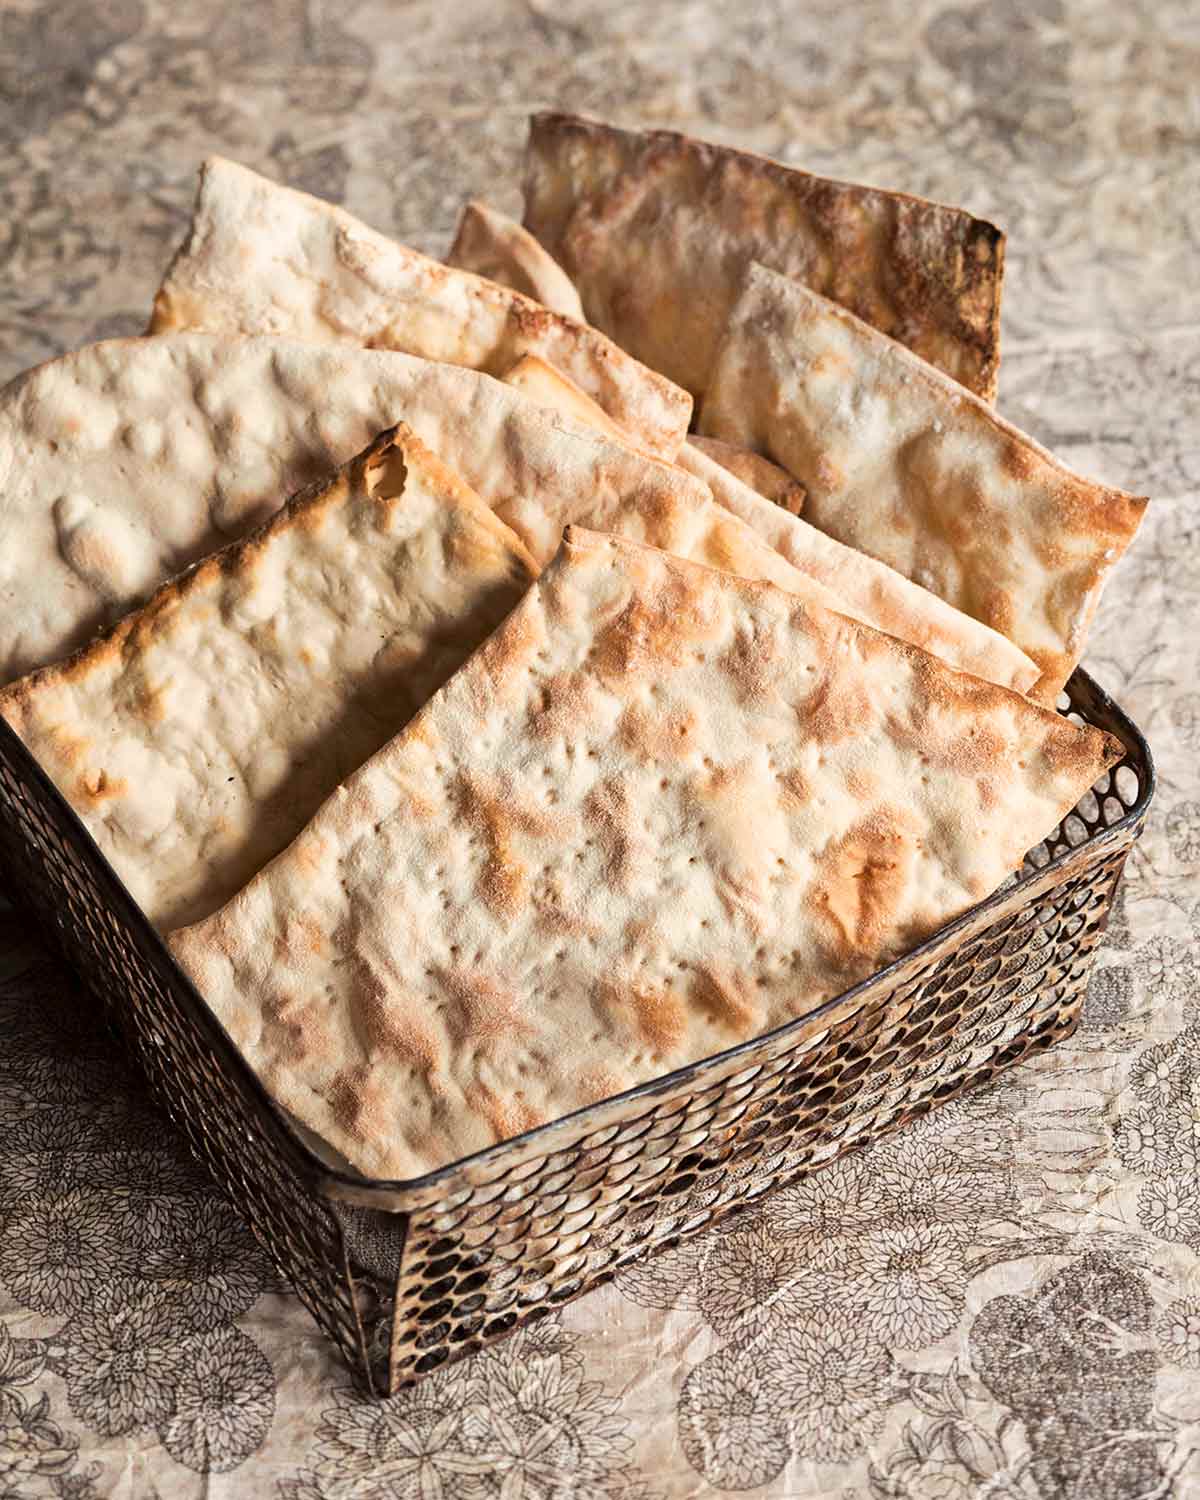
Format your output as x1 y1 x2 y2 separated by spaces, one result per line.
0 667 1155 1200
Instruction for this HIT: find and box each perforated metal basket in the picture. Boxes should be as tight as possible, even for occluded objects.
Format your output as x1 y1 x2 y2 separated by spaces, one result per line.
0 669 1153 1395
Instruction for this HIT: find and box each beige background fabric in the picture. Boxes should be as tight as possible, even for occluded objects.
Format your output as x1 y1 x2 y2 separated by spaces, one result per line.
0 0 1197 1495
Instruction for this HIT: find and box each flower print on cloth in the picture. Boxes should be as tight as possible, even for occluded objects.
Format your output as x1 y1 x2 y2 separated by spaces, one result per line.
0 1397 97 1500
1138 1177 1200 1249
1171 694 1200 752
1112 1014 1200 1251
969 1253 1169 1500
0 958 278 1475
1166 802 1200 865
0 1324 102 1500
1113 1102 1185 1175
279 1319 656 1500
764 1312 894 1463
863 1144 1015 1233
865 1361 1037 1500
0 1192 140 1317
134 1197 273 1333
923 0 1073 148
292 1384 491 1499
1158 1298 1200 1371
157 1327 275 1473
678 1343 793 1491
63 1288 189 1438
769 1151 888 1250
842 1222 968 1348
620 1086 1028 1492
1132 1039 1197 1109
695 1223 812 1338
0 1110 97 1199
1083 959 1136 1031
1137 934 1200 1005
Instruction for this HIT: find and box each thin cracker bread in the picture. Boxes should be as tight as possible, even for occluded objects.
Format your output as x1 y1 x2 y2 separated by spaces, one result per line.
0 427 537 931
171 526 1122 1180
522 111 1005 402
677 441 1040 693
445 200 585 321
150 157 689 460
497 354 1039 690
0 334 704 683
698 264 1148 702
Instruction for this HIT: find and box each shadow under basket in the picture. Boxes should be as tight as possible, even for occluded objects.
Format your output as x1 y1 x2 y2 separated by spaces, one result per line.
0 670 1154 1396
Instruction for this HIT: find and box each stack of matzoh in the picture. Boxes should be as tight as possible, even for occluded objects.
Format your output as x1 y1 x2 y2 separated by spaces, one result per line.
0 115 1145 1180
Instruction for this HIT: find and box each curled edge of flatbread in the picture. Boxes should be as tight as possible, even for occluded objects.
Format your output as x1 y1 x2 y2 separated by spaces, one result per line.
149 155 691 463
446 200 586 322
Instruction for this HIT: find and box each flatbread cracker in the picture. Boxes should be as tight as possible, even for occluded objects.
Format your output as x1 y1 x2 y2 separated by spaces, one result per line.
698 264 1148 701
0 427 536 931
150 156 689 460
171 527 1122 1179
0 334 701 683
523 111 1005 402
677 441 1040 693
446 200 585 321
496 354 1038 690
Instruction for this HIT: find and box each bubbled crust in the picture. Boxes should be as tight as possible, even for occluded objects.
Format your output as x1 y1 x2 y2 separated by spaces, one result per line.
150 157 690 461
522 112 1005 403
698 265 1148 703
170 527 1122 1182
0 333 704 684
0 427 537 932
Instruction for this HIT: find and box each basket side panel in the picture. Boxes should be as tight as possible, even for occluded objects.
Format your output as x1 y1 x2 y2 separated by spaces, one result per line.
0 731 386 1392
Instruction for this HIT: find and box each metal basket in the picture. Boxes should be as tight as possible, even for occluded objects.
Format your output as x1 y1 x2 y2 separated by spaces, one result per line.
0 670 1153 1396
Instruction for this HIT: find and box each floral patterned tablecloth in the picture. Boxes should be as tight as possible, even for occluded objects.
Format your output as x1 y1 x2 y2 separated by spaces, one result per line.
2 1 1198 1495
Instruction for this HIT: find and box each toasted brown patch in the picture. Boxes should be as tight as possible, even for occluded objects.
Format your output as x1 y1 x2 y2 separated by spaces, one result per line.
589 574 723 682
776 767 813 808
796 659 876 745
809 809 918 962
465 1078 544 1144
455 770 562 919
720 619 785 706
77 768 128 802
616 701 700 762
439 969 532 1051
690 964 764 1037
596 978 689 1058
530 672 594 743
583 775 652 893
1001 440 1037 483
